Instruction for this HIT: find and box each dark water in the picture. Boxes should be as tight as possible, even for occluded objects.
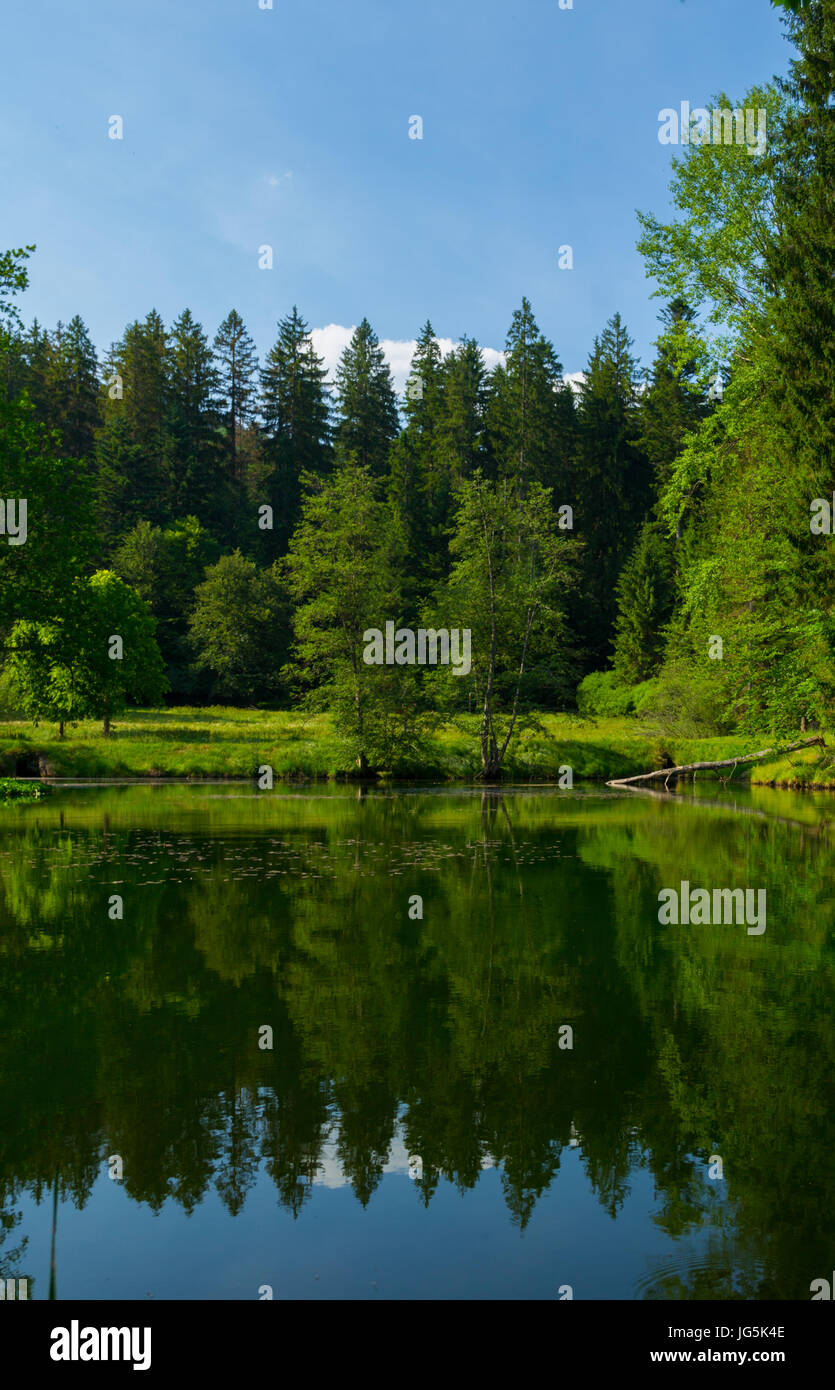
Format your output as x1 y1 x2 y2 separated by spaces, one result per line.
1 782 833 1301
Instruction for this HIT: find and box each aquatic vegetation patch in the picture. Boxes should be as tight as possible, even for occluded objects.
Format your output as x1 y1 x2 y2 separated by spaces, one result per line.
0 776 47 802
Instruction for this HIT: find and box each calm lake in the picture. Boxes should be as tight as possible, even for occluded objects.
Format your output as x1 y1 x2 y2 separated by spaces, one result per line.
1 782 832 1300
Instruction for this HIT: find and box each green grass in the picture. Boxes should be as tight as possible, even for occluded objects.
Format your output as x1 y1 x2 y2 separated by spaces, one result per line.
0 706 830 785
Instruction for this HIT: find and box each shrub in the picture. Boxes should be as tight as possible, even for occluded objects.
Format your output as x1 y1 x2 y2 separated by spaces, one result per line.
577 670 655 717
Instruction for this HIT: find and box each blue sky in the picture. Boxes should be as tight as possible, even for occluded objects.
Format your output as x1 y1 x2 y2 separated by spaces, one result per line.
3 0 790 386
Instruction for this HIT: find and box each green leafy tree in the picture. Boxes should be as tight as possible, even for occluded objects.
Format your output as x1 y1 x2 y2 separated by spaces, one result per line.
5 618 80 735
432 473 578 776
636 84 785 348
635 299 711 498
284 458 408 772
112 516 219 695
0 394 95 633
188 551 288 703
8 572 167 736
635 46 835 734
657 348 835 733
0 245 34 331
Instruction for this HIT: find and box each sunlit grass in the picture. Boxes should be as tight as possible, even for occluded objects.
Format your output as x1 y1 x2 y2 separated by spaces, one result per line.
1 706 828 783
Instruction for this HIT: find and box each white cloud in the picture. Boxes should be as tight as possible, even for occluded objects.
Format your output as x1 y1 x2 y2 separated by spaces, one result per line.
310 325 506 395
308 1126 496 1187
310 326 581 398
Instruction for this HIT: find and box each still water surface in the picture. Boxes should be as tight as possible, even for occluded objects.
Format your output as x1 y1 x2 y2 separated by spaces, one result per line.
1 783 832 1300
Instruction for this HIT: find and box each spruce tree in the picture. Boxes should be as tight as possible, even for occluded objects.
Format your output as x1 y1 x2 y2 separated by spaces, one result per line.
486 297 575 499
49 315 101 464
333 317 399 476
20 319 53 420
387 320 446 605
167 309 229 535
213 309 259 486
569 312 652 672
259 307 331 555
635 299 710 498
434 337 489 486
610 300 707 684
97 310 172 540
612 522 676 683
767 2 835 481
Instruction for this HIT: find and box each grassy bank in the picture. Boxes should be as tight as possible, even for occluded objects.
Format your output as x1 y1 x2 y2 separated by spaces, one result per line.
1 707 832 786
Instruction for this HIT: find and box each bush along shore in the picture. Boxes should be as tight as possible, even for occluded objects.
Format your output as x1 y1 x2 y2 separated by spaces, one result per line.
0 776 48 801
0 709 833 788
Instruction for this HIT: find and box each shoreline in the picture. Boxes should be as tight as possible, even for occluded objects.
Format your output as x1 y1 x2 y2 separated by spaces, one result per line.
2 708 833 790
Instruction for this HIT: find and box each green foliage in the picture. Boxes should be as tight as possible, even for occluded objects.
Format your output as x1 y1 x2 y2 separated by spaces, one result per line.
212 309 259 486
284 458 425 771
613 521 675 683
333 318 399 476
568 313 652 671
2 11 833 764
0 245 34 330
765 0 835 486
576 670 658 718
0 777 45 801
259 306 331 556
5 618 80 730
486 297 575 497
188 551 288 703
166 309 228 533
0 393 96 632
6 571 168 735
656 348 835 734
636 85 786 346
387 321 448 605
637 657 732 740
98 310 173 534
111 515 219 693
431 473 578 773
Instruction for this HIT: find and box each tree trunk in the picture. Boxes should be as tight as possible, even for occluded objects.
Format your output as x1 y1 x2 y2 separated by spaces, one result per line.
58 721 64 739
103 714 110 739
607 737 825 787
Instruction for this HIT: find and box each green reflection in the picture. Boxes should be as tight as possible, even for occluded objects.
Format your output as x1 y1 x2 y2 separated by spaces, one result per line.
0 784 833 1298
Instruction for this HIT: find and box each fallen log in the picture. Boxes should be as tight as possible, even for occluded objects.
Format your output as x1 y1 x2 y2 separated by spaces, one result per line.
606 737 826 788
603 781 835 832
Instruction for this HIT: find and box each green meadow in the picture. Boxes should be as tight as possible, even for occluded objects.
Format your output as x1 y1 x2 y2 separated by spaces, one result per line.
1 707 832 786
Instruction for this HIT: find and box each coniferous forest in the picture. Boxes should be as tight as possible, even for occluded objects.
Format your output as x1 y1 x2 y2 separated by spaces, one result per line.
2 1 834 780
